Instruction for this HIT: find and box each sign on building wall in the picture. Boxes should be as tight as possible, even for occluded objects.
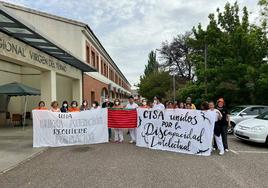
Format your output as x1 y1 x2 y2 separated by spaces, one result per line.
0 32 68 73
136 108 216 156
32 109 108 147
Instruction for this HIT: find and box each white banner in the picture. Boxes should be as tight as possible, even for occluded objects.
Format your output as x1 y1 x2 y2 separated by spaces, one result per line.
33 109 108 147
136 108 216 156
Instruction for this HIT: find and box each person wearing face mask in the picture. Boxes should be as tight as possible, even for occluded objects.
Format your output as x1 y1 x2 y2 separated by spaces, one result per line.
140 99 149 108
113 99 124 143
80 100 89 111
101 96 114 108
216 98 230 152
68 101 80 112
125 96 139 144
91 101 100 110
152 96 165 110
60 101 69 113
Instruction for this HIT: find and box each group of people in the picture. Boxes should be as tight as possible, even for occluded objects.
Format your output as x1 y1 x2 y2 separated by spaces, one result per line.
34 95 230 155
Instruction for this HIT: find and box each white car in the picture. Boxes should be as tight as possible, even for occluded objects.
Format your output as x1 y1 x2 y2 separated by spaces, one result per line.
234 111 268 144
228 105 268 134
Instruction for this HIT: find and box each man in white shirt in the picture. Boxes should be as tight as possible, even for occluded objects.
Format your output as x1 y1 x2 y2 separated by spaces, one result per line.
152 96 165 110
125 96 139 143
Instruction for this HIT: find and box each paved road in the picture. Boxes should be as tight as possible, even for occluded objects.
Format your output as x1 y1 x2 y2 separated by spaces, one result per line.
0 135 267 188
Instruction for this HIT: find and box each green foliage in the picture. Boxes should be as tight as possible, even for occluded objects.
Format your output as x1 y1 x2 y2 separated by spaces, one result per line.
181 2 268 106
144 51 159 77
138 71 172 100
138 1 268 106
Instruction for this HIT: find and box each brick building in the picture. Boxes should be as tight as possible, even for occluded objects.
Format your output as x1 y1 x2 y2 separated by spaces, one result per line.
0 1 131 113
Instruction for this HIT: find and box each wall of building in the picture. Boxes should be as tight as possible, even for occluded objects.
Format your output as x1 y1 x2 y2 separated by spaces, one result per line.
4 6 85 60
83 74 108 106
3 3 132 94
56 74 73 106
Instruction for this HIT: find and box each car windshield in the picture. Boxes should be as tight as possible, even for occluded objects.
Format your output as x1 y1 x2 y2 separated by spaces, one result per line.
256 111 268 120
230 106 245 115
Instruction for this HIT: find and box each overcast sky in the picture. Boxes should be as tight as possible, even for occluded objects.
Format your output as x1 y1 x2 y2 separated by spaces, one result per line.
2 0 260 87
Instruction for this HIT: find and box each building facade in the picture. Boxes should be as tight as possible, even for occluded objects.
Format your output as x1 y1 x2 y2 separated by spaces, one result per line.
0 2 131 125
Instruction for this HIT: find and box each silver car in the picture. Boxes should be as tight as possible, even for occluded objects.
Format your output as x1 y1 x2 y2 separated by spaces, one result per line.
228 105 268 134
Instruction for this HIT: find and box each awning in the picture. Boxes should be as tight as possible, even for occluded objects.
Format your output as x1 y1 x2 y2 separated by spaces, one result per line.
0 82 40 96
0 6 95 72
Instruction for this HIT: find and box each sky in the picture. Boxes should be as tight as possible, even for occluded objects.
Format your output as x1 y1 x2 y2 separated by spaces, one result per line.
2 0 260 88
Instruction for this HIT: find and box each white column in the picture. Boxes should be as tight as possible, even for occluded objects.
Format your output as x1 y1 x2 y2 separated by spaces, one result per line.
72 78 82 105
40 70 56 107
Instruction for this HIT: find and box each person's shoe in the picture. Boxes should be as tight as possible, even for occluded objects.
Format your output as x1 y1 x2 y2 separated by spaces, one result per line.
219 151 224 155
129 140 134 144
212 148 216 151
225 149 229 152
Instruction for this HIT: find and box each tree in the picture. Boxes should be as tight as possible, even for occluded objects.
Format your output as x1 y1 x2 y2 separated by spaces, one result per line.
144 51 159 77
138 51 172 100
159 32 195 81
138 71 172 100
180 2 268 105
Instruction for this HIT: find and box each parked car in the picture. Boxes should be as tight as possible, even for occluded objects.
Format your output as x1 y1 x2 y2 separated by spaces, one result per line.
234 111 268 144
228 105 268 134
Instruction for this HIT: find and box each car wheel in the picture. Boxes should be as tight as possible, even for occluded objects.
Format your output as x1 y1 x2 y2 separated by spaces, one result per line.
228 122 236 134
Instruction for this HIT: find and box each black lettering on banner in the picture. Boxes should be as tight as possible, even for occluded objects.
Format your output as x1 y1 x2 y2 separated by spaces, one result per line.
139 109 211 154
143 110 164 120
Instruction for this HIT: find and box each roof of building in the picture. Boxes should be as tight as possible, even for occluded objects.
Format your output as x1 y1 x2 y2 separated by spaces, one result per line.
0 1 131 86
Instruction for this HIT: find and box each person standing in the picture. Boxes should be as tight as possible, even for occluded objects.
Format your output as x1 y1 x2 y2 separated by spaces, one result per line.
166 101 174 109
140 99 149 108
35 101 48 110
125 96 139 144
216 98 230 152
91 101 101 110
102 96 114 108
209 101 224 155
50 101 60 112
80 100 89 111
113 99 124 143
68 101 80 112
152 96 165 110
60 101 69 113
102 96 113 141
185 97 196 109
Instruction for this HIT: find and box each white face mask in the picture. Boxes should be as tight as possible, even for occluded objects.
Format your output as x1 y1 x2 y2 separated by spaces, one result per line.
63 103 68 107
154 100 158 104
115 101 119 105
142 102 147 106
105 99 109 102
83 102 87 106
72 104 76 108
92 104 96 107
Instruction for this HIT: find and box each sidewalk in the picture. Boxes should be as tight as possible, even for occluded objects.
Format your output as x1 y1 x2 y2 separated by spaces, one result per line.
0 126 46 173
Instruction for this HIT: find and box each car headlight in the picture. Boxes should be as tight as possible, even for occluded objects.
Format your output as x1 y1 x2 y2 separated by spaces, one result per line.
251 126 265 132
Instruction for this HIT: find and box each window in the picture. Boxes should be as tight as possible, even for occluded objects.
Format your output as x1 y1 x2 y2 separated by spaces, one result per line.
91 51 95 67
243 107 261 115
96 55 99 71
260 107 268 114
86 45 90 63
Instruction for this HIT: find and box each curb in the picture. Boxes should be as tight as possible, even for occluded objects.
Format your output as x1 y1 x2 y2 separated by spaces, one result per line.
0 148 48 175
